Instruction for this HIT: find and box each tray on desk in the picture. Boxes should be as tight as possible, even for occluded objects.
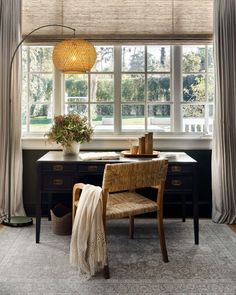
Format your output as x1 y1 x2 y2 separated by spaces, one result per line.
121 150 160 158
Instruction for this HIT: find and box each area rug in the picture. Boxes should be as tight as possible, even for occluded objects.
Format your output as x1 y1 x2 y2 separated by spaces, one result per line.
0 219 236 294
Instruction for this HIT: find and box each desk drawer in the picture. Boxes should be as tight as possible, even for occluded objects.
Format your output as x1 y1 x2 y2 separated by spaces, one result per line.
77 164 105 174
42 174 74 190
168 165 192 174
42 163 76 172
166 176 192 191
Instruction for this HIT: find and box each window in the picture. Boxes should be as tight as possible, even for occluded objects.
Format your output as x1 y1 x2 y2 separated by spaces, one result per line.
64 46 114 132
22 44 214 136
22 46 53 133
182 45 214 133
121 46 171 132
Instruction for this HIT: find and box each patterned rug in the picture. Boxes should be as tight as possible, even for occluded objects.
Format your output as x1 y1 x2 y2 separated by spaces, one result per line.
0 219 236 294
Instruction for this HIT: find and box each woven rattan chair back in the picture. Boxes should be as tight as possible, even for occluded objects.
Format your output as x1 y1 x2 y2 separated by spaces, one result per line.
102 159 168 193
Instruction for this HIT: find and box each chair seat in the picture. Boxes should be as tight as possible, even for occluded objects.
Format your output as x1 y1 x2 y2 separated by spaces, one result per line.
74 191 158 219
106 191 158 219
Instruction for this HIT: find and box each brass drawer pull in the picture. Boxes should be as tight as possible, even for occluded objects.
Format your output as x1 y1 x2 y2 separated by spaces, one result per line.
88 165 98 172
171 166 182 173
171 179 182 186
53 165 63 171
53 179 63 185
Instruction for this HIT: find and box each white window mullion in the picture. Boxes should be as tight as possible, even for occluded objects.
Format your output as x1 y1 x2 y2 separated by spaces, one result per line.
54 68 62 116
114 46 121 134
144 45 148 131
88 71 91 124
26 47 30 133
172 45 182 132
204 45 209 134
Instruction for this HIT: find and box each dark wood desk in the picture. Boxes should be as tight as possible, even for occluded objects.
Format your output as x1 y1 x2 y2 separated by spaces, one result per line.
36 151 198 244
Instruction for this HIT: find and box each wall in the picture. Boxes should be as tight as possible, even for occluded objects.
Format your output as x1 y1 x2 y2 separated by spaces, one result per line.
23 149 212 218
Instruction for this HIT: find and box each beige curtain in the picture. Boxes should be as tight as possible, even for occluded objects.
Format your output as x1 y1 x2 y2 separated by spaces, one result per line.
212 0 236 223
0 0 25 218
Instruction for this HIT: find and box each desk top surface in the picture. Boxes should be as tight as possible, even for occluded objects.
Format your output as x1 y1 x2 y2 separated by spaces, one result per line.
37 151 197 164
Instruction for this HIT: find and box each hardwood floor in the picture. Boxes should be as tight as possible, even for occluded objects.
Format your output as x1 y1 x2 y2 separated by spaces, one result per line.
228 224 236 234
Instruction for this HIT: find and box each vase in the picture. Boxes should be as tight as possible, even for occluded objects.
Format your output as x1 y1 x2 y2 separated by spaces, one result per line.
62 142 80 156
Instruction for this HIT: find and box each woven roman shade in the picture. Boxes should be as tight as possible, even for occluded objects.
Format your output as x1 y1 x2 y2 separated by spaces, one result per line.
22 0 213 43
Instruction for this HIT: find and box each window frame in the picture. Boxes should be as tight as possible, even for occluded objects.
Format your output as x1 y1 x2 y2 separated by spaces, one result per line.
22 45 54 134
181 45 214 134
21 42 214 138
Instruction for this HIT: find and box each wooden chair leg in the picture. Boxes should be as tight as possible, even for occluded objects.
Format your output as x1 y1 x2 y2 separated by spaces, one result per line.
103 264 110 279
48 193 53 221
129 216 134 239
157 212 169 263
103 237 110 279
102 204 110 279
181 194 186 222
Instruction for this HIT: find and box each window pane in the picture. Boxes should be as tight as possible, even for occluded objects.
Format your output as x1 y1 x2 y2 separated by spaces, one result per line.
183 74 206 102
92 46 114 72
148 74 171 101
183 46 206 72
122 46 145 72
121 74 145 101
121 104 145 131
30 74 53 102
207 74 214 102
208 104 214 133
91 74 114 102
182 105 205 132
29 104 52 132
208 45 214 71
65 74 88 101
22 73 28 105
64 104 88 116
91 104 114 132
22 47 28 74
147 46 170 72
209 104 214 117
148 105 171 132
22 105 27 133
29 47 53 72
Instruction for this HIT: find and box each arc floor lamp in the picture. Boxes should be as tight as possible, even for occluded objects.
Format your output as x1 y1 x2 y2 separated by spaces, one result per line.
3 24 97 227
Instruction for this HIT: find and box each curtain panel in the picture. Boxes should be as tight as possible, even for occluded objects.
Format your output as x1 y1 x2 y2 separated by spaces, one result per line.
212 0 236 223
22 0 213 43
0 0 25 218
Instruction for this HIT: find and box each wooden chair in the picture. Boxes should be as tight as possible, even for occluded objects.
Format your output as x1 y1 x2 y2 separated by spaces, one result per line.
72 159 169 279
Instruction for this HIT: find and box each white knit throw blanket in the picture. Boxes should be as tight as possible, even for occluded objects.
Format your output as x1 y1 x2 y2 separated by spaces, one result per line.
70 184 107 276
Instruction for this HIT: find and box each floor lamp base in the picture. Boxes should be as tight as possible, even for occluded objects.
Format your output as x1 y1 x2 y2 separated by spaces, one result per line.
2 216 33 227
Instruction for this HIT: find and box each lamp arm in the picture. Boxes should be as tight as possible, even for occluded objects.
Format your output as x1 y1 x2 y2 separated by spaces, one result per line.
9 24 75 78
7 24 75 222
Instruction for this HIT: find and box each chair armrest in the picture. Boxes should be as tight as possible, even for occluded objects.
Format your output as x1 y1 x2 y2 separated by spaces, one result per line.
72 183 86 223
151 184 161 190
73 183 86 203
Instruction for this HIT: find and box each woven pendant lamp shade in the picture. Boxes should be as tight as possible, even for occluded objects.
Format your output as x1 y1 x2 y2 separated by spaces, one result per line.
52 39 97 73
